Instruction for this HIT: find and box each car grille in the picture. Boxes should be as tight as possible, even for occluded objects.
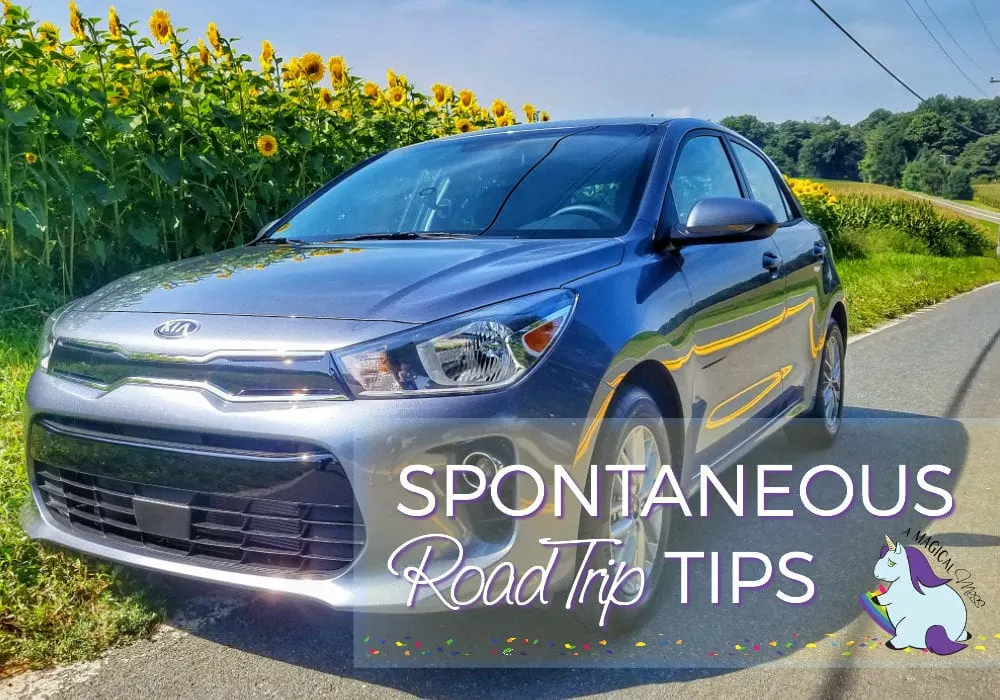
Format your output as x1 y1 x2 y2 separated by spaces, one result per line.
47 339 349 402
35 464 364 577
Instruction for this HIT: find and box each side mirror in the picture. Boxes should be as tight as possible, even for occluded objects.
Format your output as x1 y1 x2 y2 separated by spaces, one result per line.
671 197 777 244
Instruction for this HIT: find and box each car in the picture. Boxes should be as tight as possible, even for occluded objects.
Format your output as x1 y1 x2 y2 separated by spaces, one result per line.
21 117 846 631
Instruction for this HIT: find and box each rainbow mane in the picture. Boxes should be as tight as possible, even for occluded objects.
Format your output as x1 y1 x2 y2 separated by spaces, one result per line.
858 588 895 634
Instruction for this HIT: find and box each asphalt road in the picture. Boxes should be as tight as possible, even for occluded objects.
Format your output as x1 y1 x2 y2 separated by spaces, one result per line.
6 284 1000 699
902 190 1000 226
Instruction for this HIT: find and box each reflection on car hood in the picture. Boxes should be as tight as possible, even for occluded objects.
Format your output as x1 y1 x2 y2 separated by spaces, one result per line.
76 238 624 323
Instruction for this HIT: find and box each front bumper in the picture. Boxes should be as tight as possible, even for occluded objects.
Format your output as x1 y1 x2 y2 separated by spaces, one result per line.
22 346 607 612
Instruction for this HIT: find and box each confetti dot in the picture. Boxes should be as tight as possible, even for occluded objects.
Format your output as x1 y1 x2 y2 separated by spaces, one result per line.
395 641 406 647
825 633 835 637
363 636 370 643
583 643 591 651
846 641 855 646
503 647 513 656
675 640 683 645
635 641 647 647
565 643 576 650
978 635 987 641
904 648 914 653
369 649 379 655
975 645 987 651
507 637 516 643
805 643 817 649
414 642 421 649
995 634 1000 639
842 651 851 656
734 644 745 650
446 638 455 646
599 640 607 645
404 650 410 656
784 642 794 648
752 644 761 651
709 651 719 657
768 641 777 647
791 633 799 638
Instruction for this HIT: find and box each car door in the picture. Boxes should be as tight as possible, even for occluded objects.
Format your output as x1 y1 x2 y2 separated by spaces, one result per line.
665 131 790 468
729 139 825 408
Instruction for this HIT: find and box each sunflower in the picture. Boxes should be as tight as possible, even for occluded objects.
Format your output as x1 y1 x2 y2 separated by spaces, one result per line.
63 45 76 57
206 22 221 52
170 40 180 60
397 73 408 88
479 107 490 121
455 119 474 134
148 9 171 44
491 99 509 119
387 84 406 107
522 103 536 122
431 82 448 107
24 152 38 164
386 68 398 88
299 52 324 82
457 88 475 111
318 88 336 110
260 40 274 72
108 6 121 39
328 55 346 88
197 38 209 66
38 21 60 46
256 134 278 158
282 56 301 81
339 108 352 120
69 1 85 40
497 113 515 127
362 81 380 101
540 111 550 122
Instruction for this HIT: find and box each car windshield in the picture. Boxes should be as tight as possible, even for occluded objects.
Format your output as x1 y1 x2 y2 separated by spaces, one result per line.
271 124 659 242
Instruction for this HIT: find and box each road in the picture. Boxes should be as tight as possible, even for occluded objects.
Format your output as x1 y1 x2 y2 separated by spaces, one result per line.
6 284 1000 699
902 190 1000 227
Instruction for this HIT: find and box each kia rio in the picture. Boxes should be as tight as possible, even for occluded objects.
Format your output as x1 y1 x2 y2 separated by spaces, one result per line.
22 118 846 630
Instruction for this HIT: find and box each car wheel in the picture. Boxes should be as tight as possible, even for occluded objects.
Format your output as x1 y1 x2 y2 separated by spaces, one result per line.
786 319 844 447
575 385 672 633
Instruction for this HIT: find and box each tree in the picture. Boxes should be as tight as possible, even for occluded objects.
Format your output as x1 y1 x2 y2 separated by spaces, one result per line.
719 114 774 149
768 121 816 177
957 133 1000 180
901 150 949 195
859 122 907 186
943 166 974 200
903 111 963 158
797 127 864 180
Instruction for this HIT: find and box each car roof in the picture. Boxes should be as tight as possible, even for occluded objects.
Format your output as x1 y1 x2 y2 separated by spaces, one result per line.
427 116 730 142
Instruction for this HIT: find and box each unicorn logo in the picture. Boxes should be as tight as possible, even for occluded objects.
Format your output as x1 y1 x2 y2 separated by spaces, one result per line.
866 534 970 654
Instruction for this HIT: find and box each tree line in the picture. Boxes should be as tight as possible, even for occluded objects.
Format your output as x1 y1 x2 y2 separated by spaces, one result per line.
721 95 1000 199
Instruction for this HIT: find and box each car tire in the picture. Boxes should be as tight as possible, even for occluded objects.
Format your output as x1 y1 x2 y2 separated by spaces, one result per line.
574 385 673 633
786 318 845 447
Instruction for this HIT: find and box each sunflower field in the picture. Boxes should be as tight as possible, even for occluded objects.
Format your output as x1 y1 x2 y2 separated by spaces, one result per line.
0 2 550 296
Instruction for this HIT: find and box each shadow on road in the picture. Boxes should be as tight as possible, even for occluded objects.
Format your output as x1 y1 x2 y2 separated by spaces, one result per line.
149 406 971 696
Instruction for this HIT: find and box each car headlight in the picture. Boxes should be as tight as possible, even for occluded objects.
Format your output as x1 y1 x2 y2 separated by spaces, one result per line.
37 304 70 370
336 290 577 397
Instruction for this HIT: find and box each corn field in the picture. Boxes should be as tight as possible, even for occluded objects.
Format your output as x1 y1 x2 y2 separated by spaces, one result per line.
0 2 550 295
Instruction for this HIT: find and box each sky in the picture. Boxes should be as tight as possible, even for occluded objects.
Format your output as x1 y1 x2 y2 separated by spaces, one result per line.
23 0 1000 124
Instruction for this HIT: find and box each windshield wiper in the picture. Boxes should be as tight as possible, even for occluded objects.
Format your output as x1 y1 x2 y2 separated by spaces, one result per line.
255 236 306 245
328 231 476 242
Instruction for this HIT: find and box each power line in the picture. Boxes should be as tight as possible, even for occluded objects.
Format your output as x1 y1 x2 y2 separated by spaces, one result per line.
922 0 989 78
806 0 925 102
969 1 1000 63
806 0 987 139
902 0 989 97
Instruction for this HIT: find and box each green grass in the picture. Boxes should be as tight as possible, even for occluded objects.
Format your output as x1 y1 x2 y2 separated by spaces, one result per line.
0 306 162 679
839 253 1000 333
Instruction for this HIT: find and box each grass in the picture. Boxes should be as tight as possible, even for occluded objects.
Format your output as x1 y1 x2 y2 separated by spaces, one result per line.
0 304 162 679
819 179 1000 241
838 253 1000 333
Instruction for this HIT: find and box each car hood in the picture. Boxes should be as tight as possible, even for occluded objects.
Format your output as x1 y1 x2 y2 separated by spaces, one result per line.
76 238 624 323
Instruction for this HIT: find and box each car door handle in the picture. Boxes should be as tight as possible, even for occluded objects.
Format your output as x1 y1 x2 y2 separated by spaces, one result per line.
813 241 828 259
761 251 782 275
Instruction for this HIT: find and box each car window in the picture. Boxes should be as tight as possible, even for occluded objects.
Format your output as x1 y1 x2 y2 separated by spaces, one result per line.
276 126 658 241
732 142 790 222
669 135 742 223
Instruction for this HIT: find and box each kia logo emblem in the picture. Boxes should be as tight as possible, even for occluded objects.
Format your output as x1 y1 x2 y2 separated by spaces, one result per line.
154 319 201 339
